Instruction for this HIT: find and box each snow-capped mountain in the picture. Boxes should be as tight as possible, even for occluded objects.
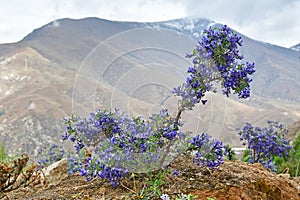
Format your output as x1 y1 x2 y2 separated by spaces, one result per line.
137 17 217 39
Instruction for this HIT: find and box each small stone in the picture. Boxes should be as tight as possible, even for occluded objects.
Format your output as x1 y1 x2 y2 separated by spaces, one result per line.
42 158 68 184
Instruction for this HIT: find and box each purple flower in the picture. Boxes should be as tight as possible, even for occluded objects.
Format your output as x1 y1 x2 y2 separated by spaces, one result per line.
62 132 69 140
238 121 292 171
172 170 179 177
79 168 87 176
160 194 170 200
69 135 76 142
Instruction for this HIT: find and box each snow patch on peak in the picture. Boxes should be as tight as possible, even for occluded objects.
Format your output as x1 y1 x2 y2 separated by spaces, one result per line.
163 21 182 30
193 32 200 38
184 22 195 32
290 44 300 52
154 17 217 40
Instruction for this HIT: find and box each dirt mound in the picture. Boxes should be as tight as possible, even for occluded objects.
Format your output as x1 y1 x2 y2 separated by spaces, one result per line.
4 156 300 200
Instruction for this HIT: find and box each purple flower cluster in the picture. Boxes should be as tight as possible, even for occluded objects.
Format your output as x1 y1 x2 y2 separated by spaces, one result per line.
173 25 255 110
238 121 291 171
62 108 184 185
173 63 215 110
37 144 64 170
68 156 128 186
190 133 226 169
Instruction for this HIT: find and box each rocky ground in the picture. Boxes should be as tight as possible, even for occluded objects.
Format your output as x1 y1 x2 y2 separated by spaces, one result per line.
2 155 300 200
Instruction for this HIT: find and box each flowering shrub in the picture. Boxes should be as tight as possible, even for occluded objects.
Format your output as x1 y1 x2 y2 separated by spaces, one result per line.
190 133 226 169
37 144 65 170
238 120 291 171
60 25 256 186
63 109 186 185
173 25 255 111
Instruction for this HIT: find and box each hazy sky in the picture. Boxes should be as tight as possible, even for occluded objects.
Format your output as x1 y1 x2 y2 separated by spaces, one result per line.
0 0 299 47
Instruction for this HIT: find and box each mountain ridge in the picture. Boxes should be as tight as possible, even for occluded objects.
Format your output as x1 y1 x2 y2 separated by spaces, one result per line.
6 17 298 103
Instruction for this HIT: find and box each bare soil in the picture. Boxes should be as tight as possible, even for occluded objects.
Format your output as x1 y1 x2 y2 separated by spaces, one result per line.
3 155 300 200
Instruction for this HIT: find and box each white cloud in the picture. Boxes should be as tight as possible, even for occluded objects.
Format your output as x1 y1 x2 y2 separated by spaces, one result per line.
0 0 299 47
56 0 185 22
182 0 300 47
0 0 59 43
